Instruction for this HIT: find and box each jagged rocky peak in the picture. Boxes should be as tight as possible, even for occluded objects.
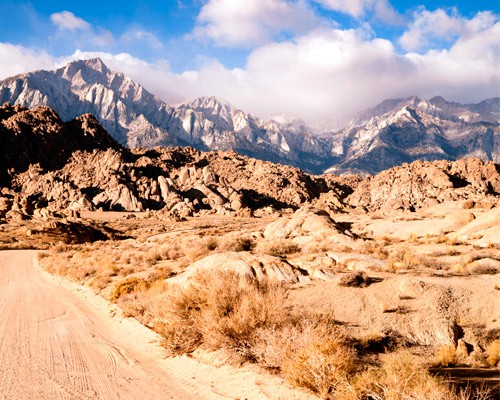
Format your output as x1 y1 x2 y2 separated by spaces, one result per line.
349 95 499 128
323 94 500 176
348 96 417 127
268 113 305 126
185 96 234 113
56 58 111 86
0 103 121 185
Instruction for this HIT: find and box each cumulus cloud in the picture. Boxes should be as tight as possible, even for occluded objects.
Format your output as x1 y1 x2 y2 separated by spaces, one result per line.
0 43 55 79
59 20 498 127
400 8 497 52
49 11 115 48
50 11 91 31
0 10 498 128
192 0 323 47
315 0 402 24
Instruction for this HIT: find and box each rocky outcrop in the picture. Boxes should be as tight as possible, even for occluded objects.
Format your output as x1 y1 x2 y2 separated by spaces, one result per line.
167 252 311 286
2 104 498 219
0 103 120 185
263 206 355 246
348 158 500 212
1 105 345 217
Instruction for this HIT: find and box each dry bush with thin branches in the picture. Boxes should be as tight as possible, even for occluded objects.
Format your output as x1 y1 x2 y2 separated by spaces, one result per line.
255 238 301 257
486 340 500 367
110 276 150 302
433 344 458 367
352 351 460 400
181 236 218 262
279 321 356 398
154 270 288 358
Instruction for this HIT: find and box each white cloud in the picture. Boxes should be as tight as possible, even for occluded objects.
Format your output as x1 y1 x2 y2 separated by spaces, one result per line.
0 43 55 79
0 16 498 128
192 0 323 47
50 11 91 31
315 0 402 24
89 28 115 47
49 11 115 49
122 30 163 50
65 21 498 126
399 8 497 52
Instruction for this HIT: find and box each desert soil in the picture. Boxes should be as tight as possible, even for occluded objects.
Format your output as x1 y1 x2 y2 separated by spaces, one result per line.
0 250 313 400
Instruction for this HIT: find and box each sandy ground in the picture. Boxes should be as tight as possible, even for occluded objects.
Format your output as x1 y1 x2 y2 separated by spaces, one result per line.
0 250 314 400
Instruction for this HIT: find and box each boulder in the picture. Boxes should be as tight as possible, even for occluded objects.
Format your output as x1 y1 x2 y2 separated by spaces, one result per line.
168 251 310 286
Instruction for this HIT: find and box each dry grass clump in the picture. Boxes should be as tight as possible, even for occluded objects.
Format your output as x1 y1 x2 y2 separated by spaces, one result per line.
255 238 301 257
110 276 150 302
385 247 428 271
281 327 356 397
117 278 170 321
251 313 341 369
352 351 459 400
434 344 458 367
486 340 500 367
357 240 389 260
154 270 288 357
220 235 255 252
338 271 372 288
283 338 353 397
182 235 219 262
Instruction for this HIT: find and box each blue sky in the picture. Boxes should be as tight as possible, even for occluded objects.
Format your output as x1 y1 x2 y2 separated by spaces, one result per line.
0 0 499 125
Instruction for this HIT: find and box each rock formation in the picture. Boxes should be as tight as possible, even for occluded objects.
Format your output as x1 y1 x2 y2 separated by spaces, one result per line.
349 158 500 212
1 104 499 221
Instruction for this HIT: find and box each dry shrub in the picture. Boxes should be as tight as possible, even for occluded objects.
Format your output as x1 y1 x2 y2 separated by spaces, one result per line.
182 236 218 262
146 267 173 282
486 340 500 367
255 238 301 257
119 279 171 322
358 240 389 260
454 385 493 400
52 242 72 253
250 313 358 398
388 248 421 270
353 351 456 400
220 235 255 252
154 270 287 357
434 344 458 367
281 330 355 398
251 313 336 369
110 276 150 302
408 233 419 243
339 271 372 288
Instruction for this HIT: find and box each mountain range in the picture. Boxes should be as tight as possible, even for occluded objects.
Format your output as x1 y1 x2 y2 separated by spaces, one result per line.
1 58 498 175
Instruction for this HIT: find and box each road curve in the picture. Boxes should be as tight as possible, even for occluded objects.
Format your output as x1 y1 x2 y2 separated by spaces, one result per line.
0 250 193 400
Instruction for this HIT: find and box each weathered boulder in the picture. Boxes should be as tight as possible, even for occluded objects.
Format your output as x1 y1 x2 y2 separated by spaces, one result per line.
264 206 354 245
168 251 310 286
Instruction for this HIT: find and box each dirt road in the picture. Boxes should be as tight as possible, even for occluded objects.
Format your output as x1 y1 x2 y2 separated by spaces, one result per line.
0 250 194 400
